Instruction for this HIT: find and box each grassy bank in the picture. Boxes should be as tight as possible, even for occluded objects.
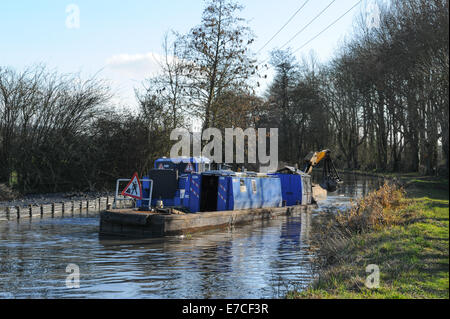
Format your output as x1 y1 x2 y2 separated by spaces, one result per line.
288 176 449 299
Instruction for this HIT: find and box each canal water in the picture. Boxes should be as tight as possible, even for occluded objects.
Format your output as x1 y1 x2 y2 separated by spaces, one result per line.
0 174 383 299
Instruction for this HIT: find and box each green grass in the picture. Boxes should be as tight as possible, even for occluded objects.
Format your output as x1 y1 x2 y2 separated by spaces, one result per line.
288 177 449 299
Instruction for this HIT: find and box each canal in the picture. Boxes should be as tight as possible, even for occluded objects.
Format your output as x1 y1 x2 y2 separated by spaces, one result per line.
0 173 383 298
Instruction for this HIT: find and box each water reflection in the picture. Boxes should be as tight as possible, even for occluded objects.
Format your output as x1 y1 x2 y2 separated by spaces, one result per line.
313 172 384 213
0 173 382 299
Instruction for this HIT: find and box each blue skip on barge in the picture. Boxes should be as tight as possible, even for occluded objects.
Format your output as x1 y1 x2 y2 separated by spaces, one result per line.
100 157 322 238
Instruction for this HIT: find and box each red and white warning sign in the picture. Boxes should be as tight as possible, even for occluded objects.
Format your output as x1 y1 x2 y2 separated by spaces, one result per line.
121 172 143 199
185 162 194 172
158 163 164 169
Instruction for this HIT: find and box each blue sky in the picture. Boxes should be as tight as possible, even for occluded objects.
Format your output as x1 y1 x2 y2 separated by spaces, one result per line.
0 0 379 107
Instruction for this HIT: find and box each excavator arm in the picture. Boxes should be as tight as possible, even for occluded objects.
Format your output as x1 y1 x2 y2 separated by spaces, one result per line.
303 149 343 192
303 150 329 174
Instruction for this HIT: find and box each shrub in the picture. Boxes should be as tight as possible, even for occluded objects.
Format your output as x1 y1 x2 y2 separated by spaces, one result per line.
336 182 407 233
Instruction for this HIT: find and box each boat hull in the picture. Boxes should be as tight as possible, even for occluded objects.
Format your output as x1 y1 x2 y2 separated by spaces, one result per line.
99 204 317 238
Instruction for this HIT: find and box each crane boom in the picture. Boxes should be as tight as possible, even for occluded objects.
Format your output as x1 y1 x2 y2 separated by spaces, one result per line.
303 149 342 192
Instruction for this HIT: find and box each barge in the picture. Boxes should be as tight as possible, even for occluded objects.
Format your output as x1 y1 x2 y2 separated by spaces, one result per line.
100 157 327 238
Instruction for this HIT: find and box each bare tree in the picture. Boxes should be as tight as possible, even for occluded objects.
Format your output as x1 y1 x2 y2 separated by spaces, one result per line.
181 0 257 130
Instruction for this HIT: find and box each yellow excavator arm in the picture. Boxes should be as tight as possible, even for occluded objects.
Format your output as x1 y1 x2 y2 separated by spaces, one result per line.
303 149 330 174
303 149 343 192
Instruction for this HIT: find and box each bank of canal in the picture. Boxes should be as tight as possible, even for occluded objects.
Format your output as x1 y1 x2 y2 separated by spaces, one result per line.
289 175 449 299
0 173 383 298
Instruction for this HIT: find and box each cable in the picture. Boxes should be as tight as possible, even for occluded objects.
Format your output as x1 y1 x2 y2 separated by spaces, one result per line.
278 0 336 50
257 0 310 54
257 0 336 67
292 0 362 54
256 0 362 73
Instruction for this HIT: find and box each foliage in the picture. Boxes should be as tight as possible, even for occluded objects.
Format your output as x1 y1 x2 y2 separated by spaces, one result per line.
336 182 408 233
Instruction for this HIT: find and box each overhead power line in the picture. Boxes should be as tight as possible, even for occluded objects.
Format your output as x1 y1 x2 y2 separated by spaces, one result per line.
292 0 362 54
278 0 336 50
257 0 310 54
256 0 362 70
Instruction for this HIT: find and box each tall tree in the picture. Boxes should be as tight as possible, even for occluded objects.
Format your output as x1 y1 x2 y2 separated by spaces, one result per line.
181 0 257 130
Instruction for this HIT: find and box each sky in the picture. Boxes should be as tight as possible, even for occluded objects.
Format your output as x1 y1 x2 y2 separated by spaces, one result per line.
0 0 380 109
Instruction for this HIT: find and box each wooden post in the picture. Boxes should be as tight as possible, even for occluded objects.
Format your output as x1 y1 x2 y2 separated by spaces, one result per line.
16 206 20 219
98 198 101 212
71 201 75 216
29 204 33 218
62 202 65 217
79 201 83 215
40 205 44 218
6 206 10 220
51 203 55 217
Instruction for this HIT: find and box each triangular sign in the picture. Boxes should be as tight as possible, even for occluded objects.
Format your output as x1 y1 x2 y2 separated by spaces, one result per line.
158 163 164 169
121 172 143 200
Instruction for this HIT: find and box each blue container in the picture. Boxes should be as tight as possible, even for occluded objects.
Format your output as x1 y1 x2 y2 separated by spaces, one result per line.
222 174 282 211
260 177 283 208
272 173 303 206
230 177 257 210
187 173 202 213
138 170 285 212
217 176 231 211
